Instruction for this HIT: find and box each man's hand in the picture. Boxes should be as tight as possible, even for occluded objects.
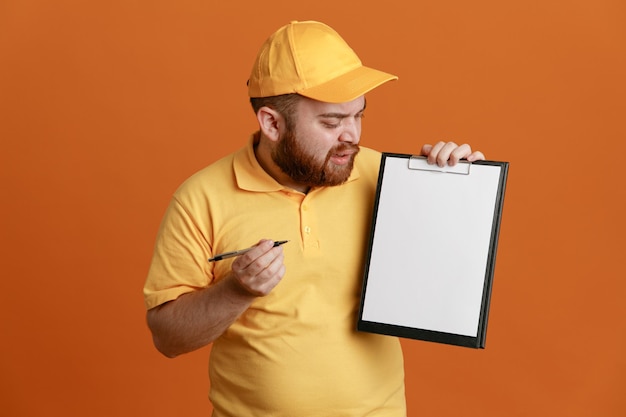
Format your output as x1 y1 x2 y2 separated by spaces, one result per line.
421 141 485 167
230 239 286 297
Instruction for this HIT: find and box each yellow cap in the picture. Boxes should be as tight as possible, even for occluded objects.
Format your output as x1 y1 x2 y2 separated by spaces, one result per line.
247 21 398 103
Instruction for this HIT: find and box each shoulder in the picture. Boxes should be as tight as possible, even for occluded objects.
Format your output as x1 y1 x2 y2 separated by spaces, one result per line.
167 150 241 217
175 151 237 196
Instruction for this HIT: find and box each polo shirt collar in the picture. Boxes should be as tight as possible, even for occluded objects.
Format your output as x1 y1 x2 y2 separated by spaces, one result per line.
233 132 361 193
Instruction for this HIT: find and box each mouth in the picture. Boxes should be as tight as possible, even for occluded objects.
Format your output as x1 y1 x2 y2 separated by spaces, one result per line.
330 151 355 165
329 145 359 165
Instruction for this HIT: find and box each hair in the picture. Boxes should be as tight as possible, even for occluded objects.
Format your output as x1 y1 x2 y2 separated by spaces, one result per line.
249 94 302 129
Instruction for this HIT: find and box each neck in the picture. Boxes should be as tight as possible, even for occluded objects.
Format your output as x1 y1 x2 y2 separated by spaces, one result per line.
253 132 310 194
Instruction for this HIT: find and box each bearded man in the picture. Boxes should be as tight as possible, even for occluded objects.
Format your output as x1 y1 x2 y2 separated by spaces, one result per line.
144 20 484 417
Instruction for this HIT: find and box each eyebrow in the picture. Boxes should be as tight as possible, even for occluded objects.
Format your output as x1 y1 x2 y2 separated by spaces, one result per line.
317 98 367 119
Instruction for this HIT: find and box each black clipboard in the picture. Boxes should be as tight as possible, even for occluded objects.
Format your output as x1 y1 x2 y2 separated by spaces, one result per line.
357 153 508 348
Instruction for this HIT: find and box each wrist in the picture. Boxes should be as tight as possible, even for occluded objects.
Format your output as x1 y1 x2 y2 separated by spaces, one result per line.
222 274 259 300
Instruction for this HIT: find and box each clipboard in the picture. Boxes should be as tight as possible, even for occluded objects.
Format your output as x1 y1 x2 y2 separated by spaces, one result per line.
357 153 508 348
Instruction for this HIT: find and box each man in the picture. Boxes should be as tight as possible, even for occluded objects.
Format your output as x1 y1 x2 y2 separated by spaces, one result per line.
144 20 484 416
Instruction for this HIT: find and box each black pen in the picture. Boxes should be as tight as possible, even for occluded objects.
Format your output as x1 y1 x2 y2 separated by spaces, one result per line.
208 240 289 262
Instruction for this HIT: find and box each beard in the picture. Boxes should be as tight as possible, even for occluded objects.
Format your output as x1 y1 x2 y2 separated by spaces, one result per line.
271 126 360 188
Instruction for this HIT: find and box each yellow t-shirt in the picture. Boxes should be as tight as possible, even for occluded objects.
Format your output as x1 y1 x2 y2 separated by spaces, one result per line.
144 134 406 416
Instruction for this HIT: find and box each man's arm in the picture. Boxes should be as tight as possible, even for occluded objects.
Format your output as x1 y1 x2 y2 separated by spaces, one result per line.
146 239 286 358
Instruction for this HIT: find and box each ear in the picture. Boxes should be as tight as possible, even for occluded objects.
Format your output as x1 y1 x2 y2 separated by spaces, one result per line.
256 106 283 142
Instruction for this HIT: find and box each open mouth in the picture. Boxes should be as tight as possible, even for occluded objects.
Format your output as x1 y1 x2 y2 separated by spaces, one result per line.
330 152 354 165
329 145 359 165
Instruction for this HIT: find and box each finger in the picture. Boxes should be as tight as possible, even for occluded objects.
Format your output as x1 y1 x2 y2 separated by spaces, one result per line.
233 239 276 270
234 250 285 296
420 144 433 157
240 242 285 278
466 150 485 162
231 241 285 288
435 142 459 167
448 143 472 166
249 246 284 277
251 255 286 296
426 141 446 165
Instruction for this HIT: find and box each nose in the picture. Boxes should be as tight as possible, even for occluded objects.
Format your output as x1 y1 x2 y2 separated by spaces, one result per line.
338 118 361 144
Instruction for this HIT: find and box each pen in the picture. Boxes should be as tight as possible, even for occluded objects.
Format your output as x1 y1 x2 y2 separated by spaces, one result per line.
208 240 289 262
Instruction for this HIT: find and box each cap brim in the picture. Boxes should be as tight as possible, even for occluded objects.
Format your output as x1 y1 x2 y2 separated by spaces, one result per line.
297 66 398 103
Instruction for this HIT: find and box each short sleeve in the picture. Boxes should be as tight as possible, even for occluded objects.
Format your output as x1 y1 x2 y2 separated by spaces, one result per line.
143 196 214 310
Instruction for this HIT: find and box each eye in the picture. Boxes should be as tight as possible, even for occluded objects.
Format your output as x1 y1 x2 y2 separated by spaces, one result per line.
321 120 340 129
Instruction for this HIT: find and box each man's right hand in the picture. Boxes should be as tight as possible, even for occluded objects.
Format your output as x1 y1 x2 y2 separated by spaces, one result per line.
230 239 286 297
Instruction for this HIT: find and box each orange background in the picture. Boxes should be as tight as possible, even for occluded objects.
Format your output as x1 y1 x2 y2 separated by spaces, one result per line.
1 1 625 416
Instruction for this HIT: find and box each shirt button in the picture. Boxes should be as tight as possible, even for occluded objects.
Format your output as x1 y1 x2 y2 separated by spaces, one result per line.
304 226 311 234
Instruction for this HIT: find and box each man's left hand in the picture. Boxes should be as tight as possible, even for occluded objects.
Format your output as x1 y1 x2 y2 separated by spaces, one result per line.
420 141 485 167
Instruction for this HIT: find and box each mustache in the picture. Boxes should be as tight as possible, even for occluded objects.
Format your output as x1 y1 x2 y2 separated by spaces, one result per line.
329 143 360 155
